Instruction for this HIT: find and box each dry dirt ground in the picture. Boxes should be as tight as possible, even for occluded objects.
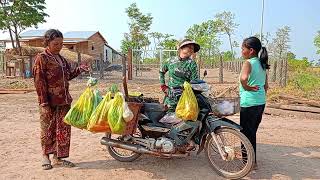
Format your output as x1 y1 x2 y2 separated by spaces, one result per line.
0 69 320 180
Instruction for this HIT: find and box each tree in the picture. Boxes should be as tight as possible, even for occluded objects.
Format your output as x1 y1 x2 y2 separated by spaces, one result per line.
312 59 320 66
287 51 296 60
148 32 177 50
214 11 239 60
254 32 271 45
314 31 320 54
0 0 48 54
149 32 164 50
120 3 153 54
270 26 291 60
185 20 221 63
159 37 178 50
222 51 233 61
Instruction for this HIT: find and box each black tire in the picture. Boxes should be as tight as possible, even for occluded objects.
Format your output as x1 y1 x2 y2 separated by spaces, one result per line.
205 128 255 179
105 133 142 162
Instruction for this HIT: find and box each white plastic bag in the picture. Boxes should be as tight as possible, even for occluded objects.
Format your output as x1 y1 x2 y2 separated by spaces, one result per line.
122 95 134 122
216 101 235 115
159 112 182 125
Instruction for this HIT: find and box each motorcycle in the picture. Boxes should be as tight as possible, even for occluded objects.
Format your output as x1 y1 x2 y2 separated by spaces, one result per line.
100 73 255 179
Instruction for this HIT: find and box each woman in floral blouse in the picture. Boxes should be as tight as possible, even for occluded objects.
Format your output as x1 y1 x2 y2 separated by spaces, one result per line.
33 29 89 170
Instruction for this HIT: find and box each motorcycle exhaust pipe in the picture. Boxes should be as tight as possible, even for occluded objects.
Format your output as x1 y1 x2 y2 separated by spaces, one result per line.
101 137 160 156
100 137 189 158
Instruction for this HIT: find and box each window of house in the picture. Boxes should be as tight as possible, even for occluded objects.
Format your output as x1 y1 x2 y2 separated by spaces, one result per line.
92 46 94 50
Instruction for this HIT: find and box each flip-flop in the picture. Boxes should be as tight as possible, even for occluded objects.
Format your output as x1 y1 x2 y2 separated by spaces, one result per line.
42 158 53 170
42 164 53 170
61 160 75 168
54 159 75 168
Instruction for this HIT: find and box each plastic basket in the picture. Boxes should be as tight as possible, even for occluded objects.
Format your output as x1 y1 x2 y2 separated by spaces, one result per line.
209 97 240 117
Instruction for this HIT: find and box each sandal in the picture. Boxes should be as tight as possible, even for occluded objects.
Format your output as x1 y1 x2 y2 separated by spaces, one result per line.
42 158 53 170
54 159 75 168
42 164 53 170
61 160 75 167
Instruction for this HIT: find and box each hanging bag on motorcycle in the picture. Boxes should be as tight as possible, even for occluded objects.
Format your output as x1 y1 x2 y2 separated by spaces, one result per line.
175 81 199 121
64 87 95 129
107 92 126 134
87 92 112 132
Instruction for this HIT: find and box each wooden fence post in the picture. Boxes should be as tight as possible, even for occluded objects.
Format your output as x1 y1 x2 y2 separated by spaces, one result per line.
128 49 133 80
281 59 288 87
77 52 82 79
99 53 104 79
20 58 25 78
277 59 283 86
29 56 33 78
271 60 277 82
0 53 4 73
219 55 223 83
122 55 127 79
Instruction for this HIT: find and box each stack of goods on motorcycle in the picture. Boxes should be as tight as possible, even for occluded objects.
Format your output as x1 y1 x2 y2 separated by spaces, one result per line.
160 81 199 125
64 78 135 134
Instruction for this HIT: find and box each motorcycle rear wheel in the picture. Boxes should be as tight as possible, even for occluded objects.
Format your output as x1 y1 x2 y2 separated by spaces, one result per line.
105 133 142 162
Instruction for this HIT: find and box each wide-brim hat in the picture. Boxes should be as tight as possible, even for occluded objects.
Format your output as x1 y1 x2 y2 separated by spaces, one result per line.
178 40 200 53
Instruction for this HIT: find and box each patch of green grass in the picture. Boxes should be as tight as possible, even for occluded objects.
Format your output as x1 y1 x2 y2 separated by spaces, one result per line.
289 72 320 92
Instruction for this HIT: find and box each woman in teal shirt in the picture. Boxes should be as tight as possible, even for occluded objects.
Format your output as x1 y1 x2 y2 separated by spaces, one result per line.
239 36 269 169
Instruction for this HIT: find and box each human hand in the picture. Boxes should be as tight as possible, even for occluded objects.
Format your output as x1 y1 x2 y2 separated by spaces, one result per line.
250 85 260 91
160 84 169 95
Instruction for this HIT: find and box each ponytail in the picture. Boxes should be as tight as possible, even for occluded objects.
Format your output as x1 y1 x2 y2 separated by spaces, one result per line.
260 47 270 70
243 36 270 70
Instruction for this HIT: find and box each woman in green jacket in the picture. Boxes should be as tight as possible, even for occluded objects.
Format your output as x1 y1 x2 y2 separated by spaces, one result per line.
159 39 200 111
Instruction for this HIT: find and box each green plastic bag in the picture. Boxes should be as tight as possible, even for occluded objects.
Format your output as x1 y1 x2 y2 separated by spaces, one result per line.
107 92 126 134
87 92 112 132
64 87 95 129
93 89 103 108
109 84 119 93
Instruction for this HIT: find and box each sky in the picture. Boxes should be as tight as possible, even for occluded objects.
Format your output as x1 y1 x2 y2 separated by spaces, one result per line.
1 0 319 61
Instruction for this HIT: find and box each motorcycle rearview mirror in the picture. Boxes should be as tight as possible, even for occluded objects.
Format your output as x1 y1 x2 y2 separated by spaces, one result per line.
202 70 208 80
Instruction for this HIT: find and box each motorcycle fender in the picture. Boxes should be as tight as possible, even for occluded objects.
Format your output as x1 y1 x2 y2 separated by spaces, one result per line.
207 117 242 132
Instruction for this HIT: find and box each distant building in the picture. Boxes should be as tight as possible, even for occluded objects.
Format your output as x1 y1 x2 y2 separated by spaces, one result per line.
1 29 118 64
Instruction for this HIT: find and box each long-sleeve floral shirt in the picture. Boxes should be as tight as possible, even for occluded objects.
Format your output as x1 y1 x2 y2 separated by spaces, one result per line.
33 49 81 106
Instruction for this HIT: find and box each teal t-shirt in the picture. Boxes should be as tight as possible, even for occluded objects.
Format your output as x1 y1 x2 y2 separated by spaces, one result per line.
239 57 266 107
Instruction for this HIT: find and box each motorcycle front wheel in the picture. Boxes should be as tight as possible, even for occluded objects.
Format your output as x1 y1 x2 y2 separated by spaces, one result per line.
205 127 255 179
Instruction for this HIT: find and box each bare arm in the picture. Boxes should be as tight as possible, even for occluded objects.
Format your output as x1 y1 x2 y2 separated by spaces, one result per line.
240 60 259 91
264 72 269 92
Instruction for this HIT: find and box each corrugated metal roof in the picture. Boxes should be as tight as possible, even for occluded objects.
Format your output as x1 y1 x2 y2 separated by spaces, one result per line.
63 31 97 39
1 37 42 42
63 39 88 43
20 30 48 37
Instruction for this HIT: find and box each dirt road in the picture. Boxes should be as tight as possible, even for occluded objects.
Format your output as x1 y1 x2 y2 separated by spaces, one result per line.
0 79 319 180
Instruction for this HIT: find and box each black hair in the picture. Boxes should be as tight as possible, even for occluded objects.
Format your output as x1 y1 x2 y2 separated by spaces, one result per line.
243 36 270 70
43 29 63 47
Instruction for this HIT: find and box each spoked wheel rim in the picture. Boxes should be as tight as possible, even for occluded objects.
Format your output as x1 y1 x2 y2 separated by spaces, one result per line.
106 129 142 159
205 128 254 179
